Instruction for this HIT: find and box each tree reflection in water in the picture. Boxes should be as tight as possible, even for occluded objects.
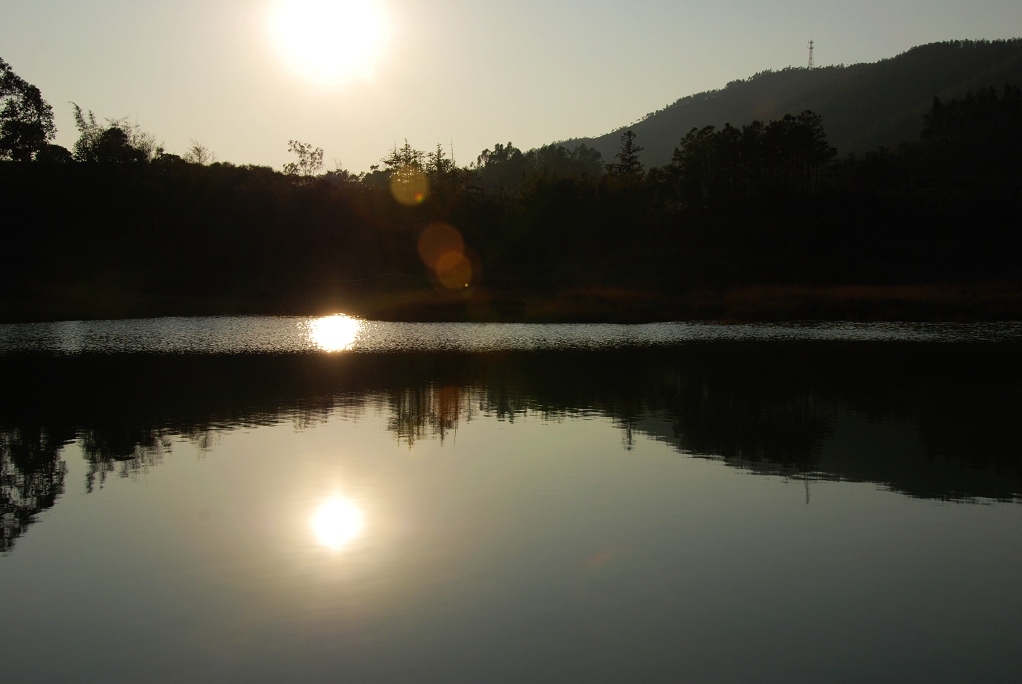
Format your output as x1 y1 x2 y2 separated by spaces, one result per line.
0 342 1020 551
1 426 70 553
387 384 471 446
80 428 172 493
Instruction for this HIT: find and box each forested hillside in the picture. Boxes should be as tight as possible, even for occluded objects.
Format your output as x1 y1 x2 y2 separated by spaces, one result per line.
1 49 1021 323
566 39 1022 167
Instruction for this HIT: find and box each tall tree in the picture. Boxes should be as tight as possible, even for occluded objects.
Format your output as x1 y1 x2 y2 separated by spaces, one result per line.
283 139 324 178
607 129 644 177
380 139 428 201
381 140 425 174
183 140 218 165
476 142 528 197
0 57 56 162
426 143 458 185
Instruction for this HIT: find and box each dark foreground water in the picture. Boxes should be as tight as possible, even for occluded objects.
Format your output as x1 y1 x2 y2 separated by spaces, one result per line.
2 317 1021 683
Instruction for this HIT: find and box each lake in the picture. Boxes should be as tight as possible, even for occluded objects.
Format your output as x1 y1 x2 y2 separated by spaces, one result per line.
2 316 1021 683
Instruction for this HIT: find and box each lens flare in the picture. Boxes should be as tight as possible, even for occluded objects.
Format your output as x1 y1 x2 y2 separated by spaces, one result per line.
417 223 474 289
390 167 429 206
417 223 464 268
310 314 361 352
269 0 388 84
311 495 364 549
435 251 473 289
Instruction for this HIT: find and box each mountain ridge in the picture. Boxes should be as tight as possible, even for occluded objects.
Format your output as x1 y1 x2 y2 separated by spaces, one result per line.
561 39 1022 167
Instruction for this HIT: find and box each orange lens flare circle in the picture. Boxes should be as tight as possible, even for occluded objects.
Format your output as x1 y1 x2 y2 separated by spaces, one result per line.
390 167 429 206
417 223 463 268
417 223 473 289
435 251 473 289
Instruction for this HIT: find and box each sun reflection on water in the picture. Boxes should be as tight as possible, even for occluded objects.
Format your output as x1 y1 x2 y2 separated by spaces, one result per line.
310 314 362 352
311 495 364 550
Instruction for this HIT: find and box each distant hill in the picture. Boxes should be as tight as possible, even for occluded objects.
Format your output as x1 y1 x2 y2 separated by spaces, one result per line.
563 39 1022 168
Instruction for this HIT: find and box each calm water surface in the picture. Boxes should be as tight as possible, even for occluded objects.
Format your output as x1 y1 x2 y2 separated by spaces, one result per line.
1 317 1021 683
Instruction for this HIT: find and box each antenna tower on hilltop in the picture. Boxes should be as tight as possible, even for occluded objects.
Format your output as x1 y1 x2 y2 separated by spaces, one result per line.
808 40 815 69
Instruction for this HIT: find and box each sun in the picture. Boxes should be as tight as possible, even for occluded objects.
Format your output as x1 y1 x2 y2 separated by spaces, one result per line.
269 0 388 83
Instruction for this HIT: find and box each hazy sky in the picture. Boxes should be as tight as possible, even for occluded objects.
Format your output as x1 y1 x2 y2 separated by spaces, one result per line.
1 0 1020 171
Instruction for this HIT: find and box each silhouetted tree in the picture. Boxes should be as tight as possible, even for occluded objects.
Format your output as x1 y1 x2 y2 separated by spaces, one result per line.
371 139 429 200
283 139 324 178
0 57 56 162
475 142 529 198
669 125 719 207
183 139 217 165
426 143 465 192
34 144 73 164
669 110 835 204
380 140 423 172
607 129 644 177
920 84 1022 176
923 85 1022 142
71 104 163 163
762 111 836 193
528 144 604 179
472 141 604 206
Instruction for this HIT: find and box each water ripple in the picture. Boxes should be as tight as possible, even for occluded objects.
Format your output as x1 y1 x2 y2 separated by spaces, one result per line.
0 316 1020 355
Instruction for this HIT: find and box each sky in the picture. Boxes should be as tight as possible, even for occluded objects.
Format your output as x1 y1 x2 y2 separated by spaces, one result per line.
1 0 1020 172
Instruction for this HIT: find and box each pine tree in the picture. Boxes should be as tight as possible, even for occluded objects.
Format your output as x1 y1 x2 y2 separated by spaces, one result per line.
608 129 644 177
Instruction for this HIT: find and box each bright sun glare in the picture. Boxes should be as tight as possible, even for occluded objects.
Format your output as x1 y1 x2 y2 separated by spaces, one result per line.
269 0 388 83
312 495 365 549
310 314 361 352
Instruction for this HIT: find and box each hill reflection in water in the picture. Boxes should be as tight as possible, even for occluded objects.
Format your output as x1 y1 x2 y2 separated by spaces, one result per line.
2 341 1020 552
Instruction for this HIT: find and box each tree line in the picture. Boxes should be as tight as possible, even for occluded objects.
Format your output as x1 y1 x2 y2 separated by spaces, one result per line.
0 55 843 202
1 55 1020 322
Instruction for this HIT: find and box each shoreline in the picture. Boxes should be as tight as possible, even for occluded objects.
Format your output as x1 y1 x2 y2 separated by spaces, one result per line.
3 283 1021 324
